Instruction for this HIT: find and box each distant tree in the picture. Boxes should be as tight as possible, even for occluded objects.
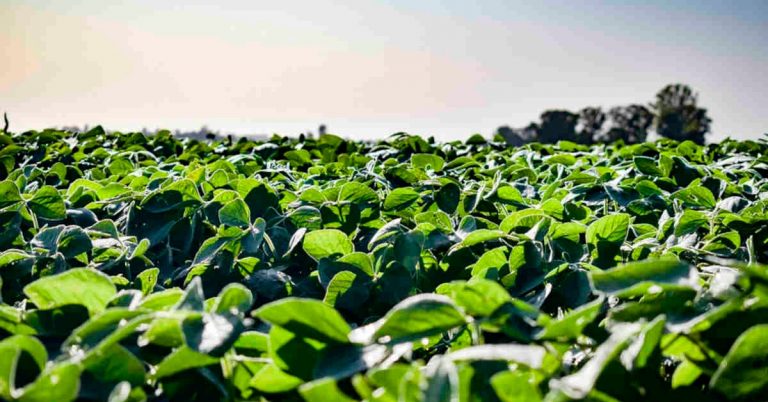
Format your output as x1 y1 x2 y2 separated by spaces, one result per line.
538 110 578 143
496 126 525 146
496 123 540 146
652 84 711 144
520 123 540 144
602 104 653 143
576 107 605 144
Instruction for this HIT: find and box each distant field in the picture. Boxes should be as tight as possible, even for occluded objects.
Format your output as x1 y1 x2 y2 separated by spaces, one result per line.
1 127 767 401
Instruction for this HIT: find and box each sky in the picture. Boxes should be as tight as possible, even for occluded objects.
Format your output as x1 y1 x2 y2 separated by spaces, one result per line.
2 0 767 141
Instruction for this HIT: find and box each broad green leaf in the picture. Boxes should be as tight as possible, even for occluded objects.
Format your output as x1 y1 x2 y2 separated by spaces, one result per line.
141 178 201 213
673 185 716 209
317 253 374 287
85 344 146 387
383 188 420 211
30 225 63 254
213 283 253 315
470 246 508 278
128 238 150 259
303 229 354 261
368 219 402 249
56 226 92 258
324 271 370 310
436 279 511 317
411 153 445 171
338 182 379 205
394 231 423 271
250 364 303 393
454 229 506 249
589 259 697 296
0 181 22 209
536 297 604 340
500 209 547 234
672 359 703 389
23 268 116 315
674 209 708 236
138 317 184 348
139 289 184 311
495 185 525 205
135 268 159 296
436 182 460 214
253 297 351 344
415 211 453 233
233 331 269 353
285 149 312 165
191 230 240 266
620 316 665 370
711 324 768 399
633 156 663 176
268 324 324 379
27 186 66 220
586 213 630 246
218 198 250 228
368 294 466 344
153 346 219 379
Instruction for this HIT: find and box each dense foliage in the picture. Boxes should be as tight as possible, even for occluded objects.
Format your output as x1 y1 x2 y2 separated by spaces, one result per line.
1 127 767 401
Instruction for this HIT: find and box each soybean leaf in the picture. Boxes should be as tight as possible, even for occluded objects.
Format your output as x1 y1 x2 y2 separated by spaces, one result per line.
23 268 116 315
367 294 466 344
673 185 716 209
710 324 768 399
153 347 219 379
141 178 201 213
411 154 445 171
27 186 66 220
383 188 420 211
586 213 630 246
218 198 251 228
0 181 22 209
536 297 604 340
303 229 354 261
253 298 351 344
589 259 697 296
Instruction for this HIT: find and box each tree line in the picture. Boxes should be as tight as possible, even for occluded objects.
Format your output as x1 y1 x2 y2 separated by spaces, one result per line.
496 83 711 145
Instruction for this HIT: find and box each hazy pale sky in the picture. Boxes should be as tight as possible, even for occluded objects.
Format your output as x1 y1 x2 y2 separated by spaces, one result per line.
2 0 767 141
